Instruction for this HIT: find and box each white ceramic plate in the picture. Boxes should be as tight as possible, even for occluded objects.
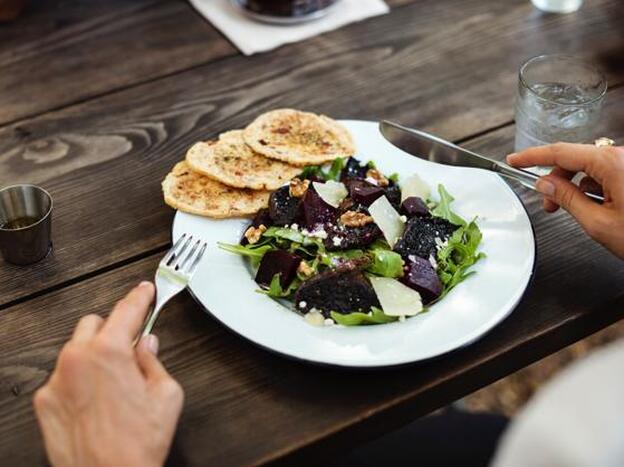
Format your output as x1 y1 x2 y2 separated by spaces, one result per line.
172 120 535 368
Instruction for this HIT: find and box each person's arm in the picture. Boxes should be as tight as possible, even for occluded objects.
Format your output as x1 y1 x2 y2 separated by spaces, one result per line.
33 282 184 467
491 142 624 467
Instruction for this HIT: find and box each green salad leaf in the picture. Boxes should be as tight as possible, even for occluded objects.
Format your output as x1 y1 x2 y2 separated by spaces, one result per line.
366 248 404 278
259 273 301 298
299 157 346 182
320 249 366 267
436 219 485 296
331 307 398 326
389 173 400 183
218 242 275 268
431 184 467 226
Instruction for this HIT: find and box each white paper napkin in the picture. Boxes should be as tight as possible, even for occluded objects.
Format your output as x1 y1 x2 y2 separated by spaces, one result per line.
189 0 390 55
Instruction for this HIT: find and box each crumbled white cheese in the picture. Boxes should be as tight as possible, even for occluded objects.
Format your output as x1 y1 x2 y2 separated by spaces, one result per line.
290 223 299 231
408 255 417 263
309 229 328 240
324 318 335 326
365 177 379 186
399 215 408 222
332 236 343 247
298 301 307 309
304 311 325 327
434 237 448 251
428 254 438 270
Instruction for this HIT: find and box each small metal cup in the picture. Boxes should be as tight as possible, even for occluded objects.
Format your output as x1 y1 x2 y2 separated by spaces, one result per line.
0 184 53 265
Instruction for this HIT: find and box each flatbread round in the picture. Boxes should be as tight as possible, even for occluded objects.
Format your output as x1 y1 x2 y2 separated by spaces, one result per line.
243 109 355 167
162 161 269 218
186 130 301 190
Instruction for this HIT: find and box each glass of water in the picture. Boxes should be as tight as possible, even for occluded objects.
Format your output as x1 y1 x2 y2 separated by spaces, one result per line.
514 55 607 157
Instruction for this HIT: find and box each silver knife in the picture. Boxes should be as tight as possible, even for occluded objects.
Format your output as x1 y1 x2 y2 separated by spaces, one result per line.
379 120 604 202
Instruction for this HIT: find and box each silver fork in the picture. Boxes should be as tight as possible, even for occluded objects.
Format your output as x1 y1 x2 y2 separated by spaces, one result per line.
138 234 207 340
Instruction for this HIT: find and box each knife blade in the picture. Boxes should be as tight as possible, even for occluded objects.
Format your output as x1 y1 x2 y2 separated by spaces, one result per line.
379 120 604 203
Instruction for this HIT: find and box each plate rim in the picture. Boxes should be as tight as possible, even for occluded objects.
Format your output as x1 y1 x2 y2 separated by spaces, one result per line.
172 119 537 369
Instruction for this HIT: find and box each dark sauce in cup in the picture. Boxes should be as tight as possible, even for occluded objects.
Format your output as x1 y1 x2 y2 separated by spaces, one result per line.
238 0 337 19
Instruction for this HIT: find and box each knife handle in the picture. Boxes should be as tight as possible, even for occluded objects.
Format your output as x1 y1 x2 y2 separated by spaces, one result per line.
494 162 604 203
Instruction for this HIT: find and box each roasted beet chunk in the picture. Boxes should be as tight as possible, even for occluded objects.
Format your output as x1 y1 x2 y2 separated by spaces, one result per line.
240 208 272 245
344 179 385 206
401 197 430 218
301 188 337 230
340 157 368 180
255 250 302 289
269 186 301 226
324 222 382 251
294 268 380 316
384 185 402 210
401 256 443 304
394 217 457 260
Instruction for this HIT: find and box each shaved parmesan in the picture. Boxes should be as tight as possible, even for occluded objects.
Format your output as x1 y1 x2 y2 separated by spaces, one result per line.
368 196 405 247
313 181 347 208
370 277 423 317
401 173 431 202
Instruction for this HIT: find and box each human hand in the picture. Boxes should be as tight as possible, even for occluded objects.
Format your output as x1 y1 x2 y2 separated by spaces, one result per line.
33 282 184 467
507 142 624 258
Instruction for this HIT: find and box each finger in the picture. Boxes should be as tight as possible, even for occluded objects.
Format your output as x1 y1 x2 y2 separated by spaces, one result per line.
135 334 169 381
544 166 576 213
102 282 155 343
71 314 104 342
536 175 603 229
579 175 603 196
507 143 606 183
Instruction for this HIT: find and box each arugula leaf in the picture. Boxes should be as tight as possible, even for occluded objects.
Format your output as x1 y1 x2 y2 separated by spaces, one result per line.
431 184 467 226
259 273 301 298
389 173 400 184
263 226 306 244
331 307 398 326
300 165 325 180
366 248 404 278
218 242 275 267
436 219 485 296
320 249 366 267
326 157 346 181
366 160 377 169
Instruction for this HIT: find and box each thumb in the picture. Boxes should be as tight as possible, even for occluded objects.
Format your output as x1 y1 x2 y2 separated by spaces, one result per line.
136 334 170 382
536 175 598 228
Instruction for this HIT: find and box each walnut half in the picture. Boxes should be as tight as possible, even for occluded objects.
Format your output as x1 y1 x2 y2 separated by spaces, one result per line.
340 211 374 228
366 168 389 187
244 224 267 244
289 177 310 198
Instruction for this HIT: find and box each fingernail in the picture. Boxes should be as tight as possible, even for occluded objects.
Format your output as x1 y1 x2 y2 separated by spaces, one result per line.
536 178 555 196
506 153 517 163
139 281 152 288
142 334 159 355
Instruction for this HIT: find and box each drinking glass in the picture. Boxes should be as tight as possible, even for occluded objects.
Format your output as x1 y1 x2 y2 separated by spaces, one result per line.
514 55 607 158
0 184 53 265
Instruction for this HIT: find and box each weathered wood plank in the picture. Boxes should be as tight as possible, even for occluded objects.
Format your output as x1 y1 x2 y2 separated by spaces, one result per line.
1 181 623 466
0 0 416 125
1 0 622 308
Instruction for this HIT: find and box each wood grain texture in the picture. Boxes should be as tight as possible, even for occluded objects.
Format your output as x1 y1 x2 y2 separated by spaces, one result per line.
1 0 623 308
0 0 417 125
1 196 624 466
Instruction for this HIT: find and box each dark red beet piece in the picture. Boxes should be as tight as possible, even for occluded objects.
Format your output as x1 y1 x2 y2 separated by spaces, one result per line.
401 256 443 304
301 188 337 229
340 157 367 181
255 250 302 289
344 179 385 206
384 185 402 210
240 208 272 245
294 268 380 317
401 197 430 218
268 186 301 226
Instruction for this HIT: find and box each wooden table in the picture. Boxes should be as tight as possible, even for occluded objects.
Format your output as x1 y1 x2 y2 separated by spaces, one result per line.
1 0 623 465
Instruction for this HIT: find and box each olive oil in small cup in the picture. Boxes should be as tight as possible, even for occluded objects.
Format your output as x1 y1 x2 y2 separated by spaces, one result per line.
0 185 53 265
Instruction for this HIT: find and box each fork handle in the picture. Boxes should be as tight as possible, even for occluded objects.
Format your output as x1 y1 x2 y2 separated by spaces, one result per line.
139 301 166 339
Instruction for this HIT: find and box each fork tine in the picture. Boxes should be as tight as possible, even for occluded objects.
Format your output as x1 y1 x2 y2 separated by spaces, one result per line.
168 235 193 267
178 239 200 271
162 233 186 265
187 242 207 275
